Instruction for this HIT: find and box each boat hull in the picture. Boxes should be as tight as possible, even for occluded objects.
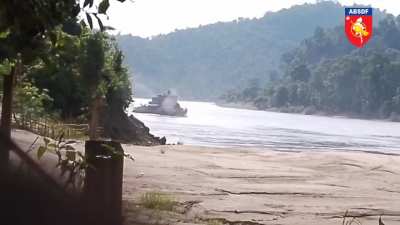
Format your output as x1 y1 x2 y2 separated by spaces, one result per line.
133 105 187 117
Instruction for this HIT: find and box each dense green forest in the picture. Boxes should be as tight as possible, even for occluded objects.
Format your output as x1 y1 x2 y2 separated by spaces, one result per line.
26 29 132 121
0 0 130 124
223 15 400 120
0 0 163 144
0 25 132 123
118 2 383 100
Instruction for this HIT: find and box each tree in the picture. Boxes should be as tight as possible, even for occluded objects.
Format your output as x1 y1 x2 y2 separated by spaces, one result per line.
25 28 134 140
13 81 52 126
272 86 289 107
80 33 106 139
27 29 88 120
222 16 400 120
288 64 311 82
241 78 261 101
116 1 353 99
0 0 127 169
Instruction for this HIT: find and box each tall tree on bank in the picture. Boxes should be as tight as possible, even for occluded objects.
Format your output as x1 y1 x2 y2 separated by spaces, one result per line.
80 32 106 140
0 0 126 169
25 29 151 144
0 0 78 170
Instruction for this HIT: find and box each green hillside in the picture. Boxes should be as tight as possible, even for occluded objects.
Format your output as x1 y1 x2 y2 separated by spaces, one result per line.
223 14 400 120
117 1 358 100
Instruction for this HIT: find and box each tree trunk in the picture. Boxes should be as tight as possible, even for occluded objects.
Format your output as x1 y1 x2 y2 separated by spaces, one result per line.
88 96 102 140
0 66 15 170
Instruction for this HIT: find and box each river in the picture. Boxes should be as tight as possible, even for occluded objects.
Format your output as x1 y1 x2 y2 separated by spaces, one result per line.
129 98 400 153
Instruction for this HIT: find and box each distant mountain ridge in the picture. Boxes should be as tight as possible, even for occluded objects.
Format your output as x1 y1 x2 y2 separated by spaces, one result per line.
117 1 384 100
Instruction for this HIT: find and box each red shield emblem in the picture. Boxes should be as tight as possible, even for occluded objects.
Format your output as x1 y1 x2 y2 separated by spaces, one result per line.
345 8 373 48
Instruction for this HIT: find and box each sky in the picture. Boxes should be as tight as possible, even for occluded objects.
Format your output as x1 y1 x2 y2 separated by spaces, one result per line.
104 0 400 37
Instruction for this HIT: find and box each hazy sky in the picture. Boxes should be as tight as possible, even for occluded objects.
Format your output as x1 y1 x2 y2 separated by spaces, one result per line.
104 0 399 37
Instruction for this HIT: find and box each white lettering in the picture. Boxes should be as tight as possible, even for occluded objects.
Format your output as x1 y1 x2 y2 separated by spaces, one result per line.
349 9 369 15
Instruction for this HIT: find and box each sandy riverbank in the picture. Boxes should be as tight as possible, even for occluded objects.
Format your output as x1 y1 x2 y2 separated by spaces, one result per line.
11 129 400 225
122 145 400 225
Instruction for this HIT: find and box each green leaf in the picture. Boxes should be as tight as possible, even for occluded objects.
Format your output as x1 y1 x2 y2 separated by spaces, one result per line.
58 132 65 145
94 14 104 32
72 5 80 16
43 137 50 145
83 0 92 8
48 32 57 45
77 151 85 159
86 13 93 29
48 143 57 149
66 150 76 161
80 20 87 28
0 63 12 76
0 29 10 39
37 146 47 159
98 0 110 14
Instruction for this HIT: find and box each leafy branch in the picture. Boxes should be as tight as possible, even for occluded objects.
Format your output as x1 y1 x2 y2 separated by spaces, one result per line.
38 133 90 190
81 0 129 31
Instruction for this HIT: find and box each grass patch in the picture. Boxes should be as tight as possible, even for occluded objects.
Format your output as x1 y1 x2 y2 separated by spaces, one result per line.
206 219 225 225
140 191 176 211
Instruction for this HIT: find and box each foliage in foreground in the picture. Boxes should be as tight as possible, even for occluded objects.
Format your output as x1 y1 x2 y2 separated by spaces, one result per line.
35 133 135 190
37 135 87 189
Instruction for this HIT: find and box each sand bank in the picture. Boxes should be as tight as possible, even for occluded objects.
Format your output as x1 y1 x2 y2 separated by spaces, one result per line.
11 129 400 225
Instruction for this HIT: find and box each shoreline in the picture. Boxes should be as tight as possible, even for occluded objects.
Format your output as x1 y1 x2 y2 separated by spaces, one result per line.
167 142 400 157
215 101 259 110
11 130 400 225
216 101 400 123
123 144 400 225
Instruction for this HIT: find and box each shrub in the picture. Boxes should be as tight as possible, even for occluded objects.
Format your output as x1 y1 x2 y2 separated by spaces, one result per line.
140 192 176 211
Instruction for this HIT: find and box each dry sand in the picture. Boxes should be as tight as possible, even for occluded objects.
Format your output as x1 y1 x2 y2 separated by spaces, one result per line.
11 129 400 225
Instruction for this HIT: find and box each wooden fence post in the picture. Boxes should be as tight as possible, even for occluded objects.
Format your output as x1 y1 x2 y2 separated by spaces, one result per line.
83 140 124 225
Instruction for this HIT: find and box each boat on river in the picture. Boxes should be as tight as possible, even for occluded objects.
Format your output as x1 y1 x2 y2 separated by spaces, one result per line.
133 91 188 117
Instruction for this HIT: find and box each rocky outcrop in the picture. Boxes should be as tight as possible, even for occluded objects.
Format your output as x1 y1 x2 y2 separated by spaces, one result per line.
100 106 166 146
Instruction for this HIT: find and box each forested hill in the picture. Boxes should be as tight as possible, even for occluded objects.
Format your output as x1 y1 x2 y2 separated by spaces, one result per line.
117 1 369 100
223 15 400 120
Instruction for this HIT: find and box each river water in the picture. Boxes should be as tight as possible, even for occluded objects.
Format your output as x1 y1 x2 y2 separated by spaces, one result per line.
129 98 400 153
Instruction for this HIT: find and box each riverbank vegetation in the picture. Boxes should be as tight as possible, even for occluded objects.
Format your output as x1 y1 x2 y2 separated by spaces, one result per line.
9 29 131 122
222 15 400 121
0 5 163 144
